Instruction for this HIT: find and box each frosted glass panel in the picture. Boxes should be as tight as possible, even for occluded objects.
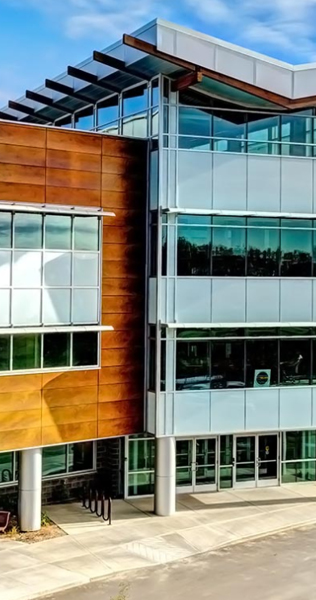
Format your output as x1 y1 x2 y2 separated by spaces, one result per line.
43 289 71 324
12 289 41 325
13 252 41 287
44 252 71 286
0 290 10 325
0 251 11 287
73 289 98 323
73 253 99 286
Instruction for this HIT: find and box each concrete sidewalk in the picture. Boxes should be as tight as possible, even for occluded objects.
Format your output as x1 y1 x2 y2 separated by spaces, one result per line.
2 484 316 600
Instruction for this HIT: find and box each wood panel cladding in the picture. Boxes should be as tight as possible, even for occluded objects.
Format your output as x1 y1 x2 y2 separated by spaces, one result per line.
0 121 147 451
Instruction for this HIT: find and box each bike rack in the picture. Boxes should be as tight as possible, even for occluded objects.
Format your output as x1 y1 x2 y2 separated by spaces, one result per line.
82 486 112 525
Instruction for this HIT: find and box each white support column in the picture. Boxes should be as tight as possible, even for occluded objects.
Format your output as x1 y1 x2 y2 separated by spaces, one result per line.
155 436 176 516
18 448 42 532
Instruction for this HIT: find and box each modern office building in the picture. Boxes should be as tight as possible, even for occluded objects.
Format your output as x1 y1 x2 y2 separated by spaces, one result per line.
2 19 316 527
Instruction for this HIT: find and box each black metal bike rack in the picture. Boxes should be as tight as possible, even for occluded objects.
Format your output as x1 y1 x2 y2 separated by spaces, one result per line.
82 486 112 525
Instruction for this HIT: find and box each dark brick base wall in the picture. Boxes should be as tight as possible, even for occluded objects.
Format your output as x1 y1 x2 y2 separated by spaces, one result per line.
0 437 126 513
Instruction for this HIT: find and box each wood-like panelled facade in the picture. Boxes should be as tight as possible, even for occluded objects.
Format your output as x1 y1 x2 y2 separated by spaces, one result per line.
0 121 147 451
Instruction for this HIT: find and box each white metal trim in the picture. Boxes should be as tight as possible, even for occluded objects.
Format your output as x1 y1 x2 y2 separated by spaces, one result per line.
0 325 113 334
164 322 316 329
0 201 115 217
163 208 316 219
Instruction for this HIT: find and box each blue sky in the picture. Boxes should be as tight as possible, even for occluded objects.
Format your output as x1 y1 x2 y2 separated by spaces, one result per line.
1 0 316 106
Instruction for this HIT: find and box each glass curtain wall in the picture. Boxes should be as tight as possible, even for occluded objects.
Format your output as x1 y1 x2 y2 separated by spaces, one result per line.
176 216 316 277
175 328 316 390
176 90 315 157
128 435 155 496
0 442 95 486
282 431 316 482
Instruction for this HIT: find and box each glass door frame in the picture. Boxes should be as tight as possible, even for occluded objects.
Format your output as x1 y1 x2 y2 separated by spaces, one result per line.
176 436 218 494
233 433 280 489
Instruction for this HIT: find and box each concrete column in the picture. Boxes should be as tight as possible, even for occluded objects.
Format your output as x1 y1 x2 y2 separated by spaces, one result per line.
154 437 176 516
18 448 42 532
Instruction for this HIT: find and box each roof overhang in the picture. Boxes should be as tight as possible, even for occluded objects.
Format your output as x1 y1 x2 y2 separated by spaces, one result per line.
2 19 316 124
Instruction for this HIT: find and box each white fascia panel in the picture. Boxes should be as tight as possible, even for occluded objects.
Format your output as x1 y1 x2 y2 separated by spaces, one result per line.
164 322 316 329
0 325 113 334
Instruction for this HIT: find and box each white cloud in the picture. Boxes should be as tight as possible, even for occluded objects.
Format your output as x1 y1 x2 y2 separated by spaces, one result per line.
2 0 316 61
183 0 316 61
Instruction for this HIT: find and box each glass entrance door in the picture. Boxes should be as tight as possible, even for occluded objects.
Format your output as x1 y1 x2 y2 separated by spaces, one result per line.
233 434 279 489
176 438 217 493
234 436 256 488
257 434 279 487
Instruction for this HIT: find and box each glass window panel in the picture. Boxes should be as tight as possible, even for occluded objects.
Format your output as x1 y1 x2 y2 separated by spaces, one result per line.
213 112 246 152
12 289 41 325
283 431 316 461
246 328 278 337
74 217 99 251
281 225 312 277
178 215 212 225
0 250 11 286
282 461 316 483
212 328 244 338
177 329 213 339
247 225 279 276
122 114 147 138
101 122 119 136
149 338 156 391
219 466 233 489
0 336 10 371
179 106 212 137
97 96 119 127
44 252 71 286
12 335 41 370
68 442 94 472
43 445 67 477
280 327 311 337
176 341 210 390
43 289 71 325
0 213 11 248
123 85 148 116
247 114 279 155
45 215 71 250
72 331 98 366
73 253 99 287
281 114 312 157
280 340 311 386
177 226 211 276
43 333 70 368
179 136 212 150
161 340 166 392
13 251 41 287
73 289 98 323
151 109 159 136
0 452 14 483
151 79 159 106
14 213 42 249
211 341 245 388
74 108 94 130
212 218 246 276
128 472 154 496
220 435 233 466
161 226 167 276
246 340 278 387
0 290 10 326
129 438 155 471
